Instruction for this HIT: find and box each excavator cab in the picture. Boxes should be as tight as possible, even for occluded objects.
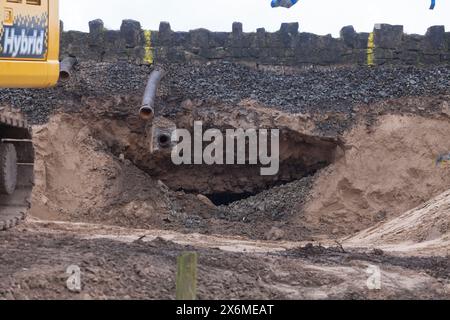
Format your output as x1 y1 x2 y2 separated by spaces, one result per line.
0 0 59 88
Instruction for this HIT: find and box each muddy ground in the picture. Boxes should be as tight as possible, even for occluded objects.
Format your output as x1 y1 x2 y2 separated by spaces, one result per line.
0 221 448 300
0 61 450 299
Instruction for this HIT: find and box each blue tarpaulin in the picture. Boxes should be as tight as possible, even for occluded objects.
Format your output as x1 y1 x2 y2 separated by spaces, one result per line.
271 0 435 10
430 0 436 9
271 0 299 9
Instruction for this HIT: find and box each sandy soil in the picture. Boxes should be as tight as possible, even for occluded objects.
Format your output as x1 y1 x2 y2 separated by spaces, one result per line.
302 114 450 236
345 189 450 257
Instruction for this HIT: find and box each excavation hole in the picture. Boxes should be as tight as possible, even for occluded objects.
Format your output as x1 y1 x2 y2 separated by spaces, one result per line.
206 192 256 206
143 128 339 196
84 101 341 199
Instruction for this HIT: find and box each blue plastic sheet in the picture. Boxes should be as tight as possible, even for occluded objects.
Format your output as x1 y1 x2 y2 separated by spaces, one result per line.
271 0 435 10
271 0 299 9
430 0 436 9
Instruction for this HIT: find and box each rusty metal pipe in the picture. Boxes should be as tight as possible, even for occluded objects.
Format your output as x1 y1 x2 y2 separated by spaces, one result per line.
59 57 77 82
140 68 165 121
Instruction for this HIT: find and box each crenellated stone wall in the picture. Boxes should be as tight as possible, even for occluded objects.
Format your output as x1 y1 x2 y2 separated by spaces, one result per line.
60 19 450 66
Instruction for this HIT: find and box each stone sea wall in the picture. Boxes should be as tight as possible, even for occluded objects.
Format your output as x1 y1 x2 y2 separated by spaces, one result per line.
60 19 450 66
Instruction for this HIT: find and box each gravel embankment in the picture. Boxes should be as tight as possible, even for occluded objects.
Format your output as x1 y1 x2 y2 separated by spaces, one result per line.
164 62 450 114
0 62 151 124
1 61 449 125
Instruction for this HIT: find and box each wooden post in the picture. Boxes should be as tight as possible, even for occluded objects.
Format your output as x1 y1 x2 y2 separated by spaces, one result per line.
176 252 198 300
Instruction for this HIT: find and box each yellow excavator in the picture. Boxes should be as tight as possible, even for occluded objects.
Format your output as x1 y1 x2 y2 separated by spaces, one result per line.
0 0 60 230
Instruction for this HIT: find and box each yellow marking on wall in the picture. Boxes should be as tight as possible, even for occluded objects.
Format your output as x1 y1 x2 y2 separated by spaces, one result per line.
367 32 375 66
144 30 154 64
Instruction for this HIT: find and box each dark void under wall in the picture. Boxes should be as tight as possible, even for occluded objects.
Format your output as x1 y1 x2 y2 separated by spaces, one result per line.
61 20 450 66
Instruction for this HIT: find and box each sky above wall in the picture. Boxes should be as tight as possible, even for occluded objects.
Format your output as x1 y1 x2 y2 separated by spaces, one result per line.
60 0 450 36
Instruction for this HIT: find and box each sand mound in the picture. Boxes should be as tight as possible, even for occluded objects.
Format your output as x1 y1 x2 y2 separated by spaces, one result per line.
344 189 450 256
301 115 450 236
31 114 173 226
